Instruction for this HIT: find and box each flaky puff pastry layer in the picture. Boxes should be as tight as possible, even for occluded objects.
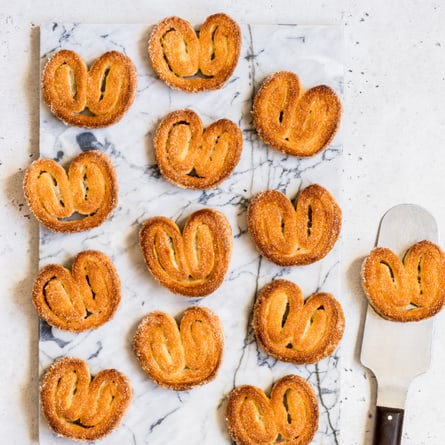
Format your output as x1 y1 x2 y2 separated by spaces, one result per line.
40 357 132 442
361 240 445 321
225 375 319 445
154 109 243 189
253 71 342 157
133 306 224 390
247 184 341 266
253 279 345 364
148 13 241 92
32 250 121 332
139 208 232 297
42 49 137 128
23 150 118 233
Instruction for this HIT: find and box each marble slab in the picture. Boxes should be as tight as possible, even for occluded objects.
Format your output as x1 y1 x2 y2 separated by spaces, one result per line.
38 21 343 444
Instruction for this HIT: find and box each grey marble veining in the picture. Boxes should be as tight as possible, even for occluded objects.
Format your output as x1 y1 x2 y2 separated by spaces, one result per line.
39 22 343 444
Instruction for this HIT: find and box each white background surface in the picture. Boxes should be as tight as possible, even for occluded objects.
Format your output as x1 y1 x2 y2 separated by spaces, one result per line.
2 1 445 444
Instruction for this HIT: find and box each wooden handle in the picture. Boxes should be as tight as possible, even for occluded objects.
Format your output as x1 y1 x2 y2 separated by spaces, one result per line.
372 406 404 445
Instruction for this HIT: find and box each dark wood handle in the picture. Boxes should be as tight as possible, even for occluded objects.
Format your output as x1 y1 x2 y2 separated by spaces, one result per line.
372 406 404 445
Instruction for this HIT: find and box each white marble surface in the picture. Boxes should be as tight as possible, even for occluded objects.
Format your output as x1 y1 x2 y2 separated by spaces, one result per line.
2 1 445 444
38 22 343 445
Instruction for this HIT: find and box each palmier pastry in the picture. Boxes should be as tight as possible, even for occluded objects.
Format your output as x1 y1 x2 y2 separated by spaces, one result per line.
252 71 342 157
32 250 120 332
42 49 137 128
247 184 341 266
154 109 243 189
252 279 345 364
139 208 232 297
23 150 118 233
225 375 319 445
133 306 224 390
148 13 241 92
40 357 132 442
361 240 445 321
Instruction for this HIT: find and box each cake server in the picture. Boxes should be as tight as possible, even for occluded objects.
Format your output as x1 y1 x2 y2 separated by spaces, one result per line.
360 204 438 445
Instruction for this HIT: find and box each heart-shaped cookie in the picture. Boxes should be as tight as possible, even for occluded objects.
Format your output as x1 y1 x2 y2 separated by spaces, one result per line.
148 13 241 92
252 71 342 157
247 184 342 266
40 357 132 442
42 49 137 128
133 306 224 390
253 279 345 364
361 240 445 321
32 250 121 332
23 150 118 233
154 109 243 189
139 208 232 297
225 375 319 445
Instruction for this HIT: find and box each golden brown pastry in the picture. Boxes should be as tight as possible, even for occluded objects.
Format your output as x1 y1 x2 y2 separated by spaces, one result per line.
252 279 345 364
133 306 224 390
139 208 232 297
32 250 121 332
42 49 137 128
23 150 118 233
252 71 342 157
225 375 319 445
148 13 241 92
40 357 132 442
154 109 243 189
361 240 445 321
247 184 341 266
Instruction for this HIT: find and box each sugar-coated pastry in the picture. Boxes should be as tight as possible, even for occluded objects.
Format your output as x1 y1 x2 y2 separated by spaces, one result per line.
32 250 121 332
253 279 345 364
23 150 118 233
154 109 243 189
133 306 224 390
225 375 319 445
247 184 342 266
40 357 132 442
361 240 445 321
139 208 232 297
253 71 342 157
42 49 137 128
148 13 241 92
